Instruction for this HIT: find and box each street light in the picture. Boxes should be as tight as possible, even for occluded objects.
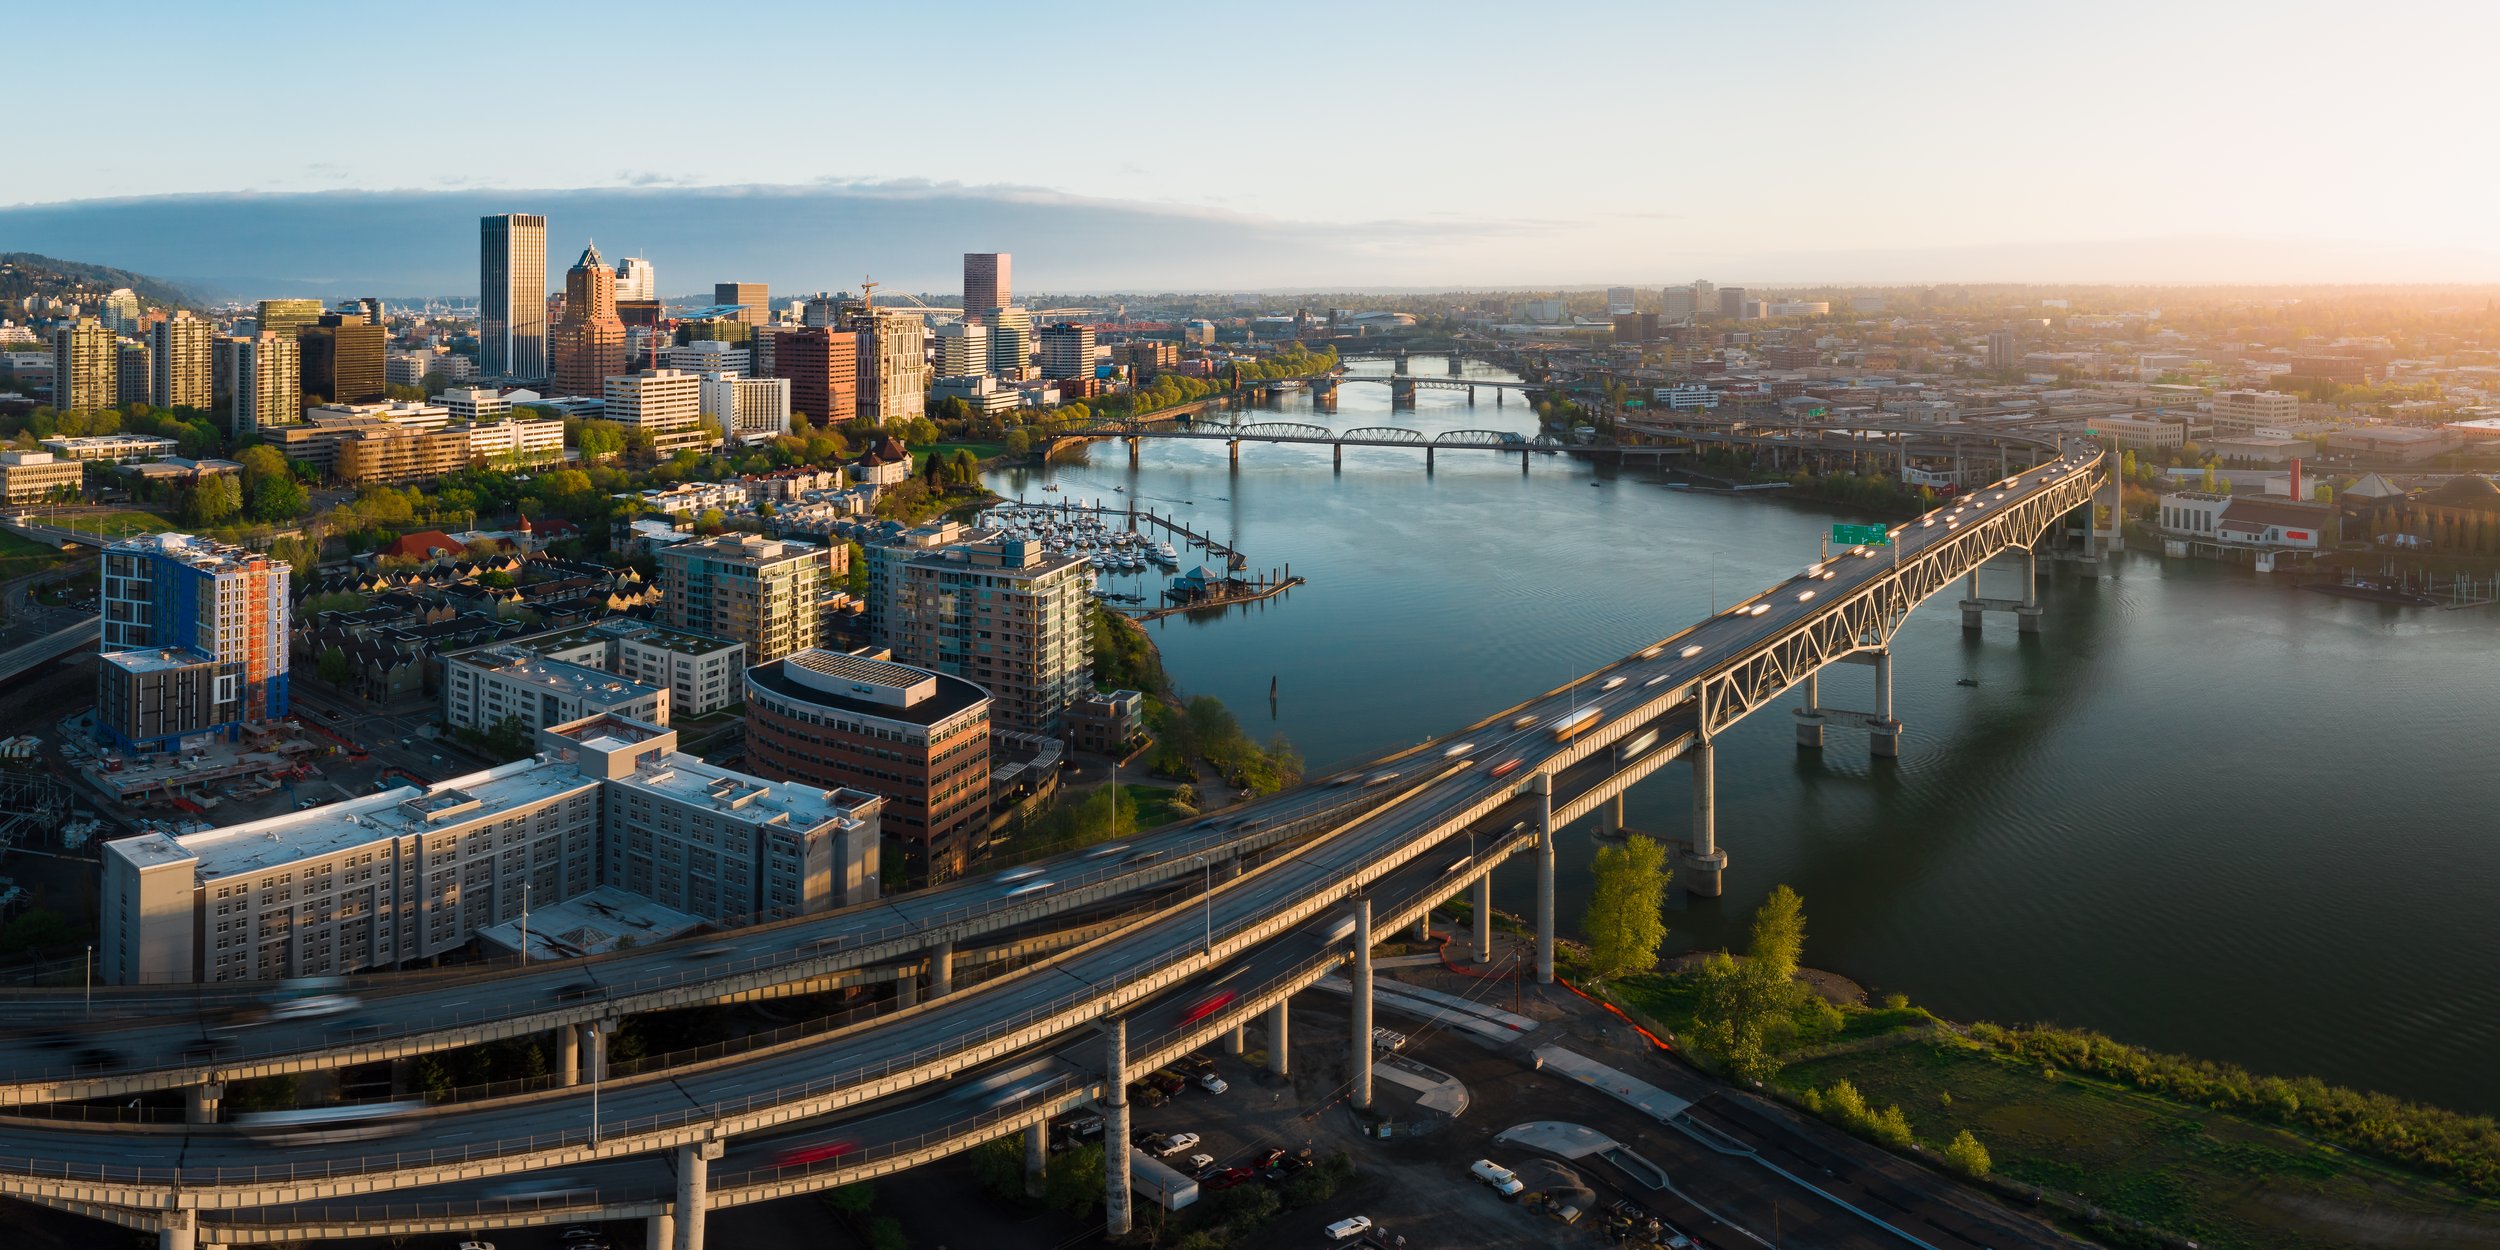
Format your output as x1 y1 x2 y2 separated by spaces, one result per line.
84 944 92 1018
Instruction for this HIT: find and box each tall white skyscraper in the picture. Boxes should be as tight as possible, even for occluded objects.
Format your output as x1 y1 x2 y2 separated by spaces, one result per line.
480 213 548 379
614 255 656 302
934 321 989 379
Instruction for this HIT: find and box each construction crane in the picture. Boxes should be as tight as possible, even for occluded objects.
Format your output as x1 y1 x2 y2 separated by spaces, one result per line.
860 276 878 314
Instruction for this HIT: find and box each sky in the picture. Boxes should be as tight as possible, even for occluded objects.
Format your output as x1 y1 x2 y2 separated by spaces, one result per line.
11 0 2500 290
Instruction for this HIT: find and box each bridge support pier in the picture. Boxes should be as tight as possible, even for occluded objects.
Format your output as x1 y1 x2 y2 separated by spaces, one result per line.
1267 999 1290 1076
1474 872 1493 963
1104 1017 1133 1237
1127 437 1139 468
1226 1024 1245 1056
896 969 919 1009
1468 385 1477 404
1228 439 1240 471
1534 773 1556 984
647 1213 675 1250
556 1024 579 1087
929 939 954 998
159 1209 195 1250
1869 648 1902 758
2018 547 2042 633
1351 898 1374 1110
1521 449 1530 474
1413 907 1431 945
1425 445 1435 472
1794 671 1824 749
1685 738 1727 898
675 1139 721 1250
1333 442 1342 470
1961 571 1984 630
184 1080 223 1125
1025 1120 1050 1199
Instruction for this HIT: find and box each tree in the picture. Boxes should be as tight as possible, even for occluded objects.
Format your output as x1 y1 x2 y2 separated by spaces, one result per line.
234 443 289 486
1748 884 1807 989
316 646 350 686
1002 428 1032 459
1582 835 1670 979
1041 1142 1103 1216
182 473 242 526
248 473 306 522
1943 1129 1992 1177
844 540 869 597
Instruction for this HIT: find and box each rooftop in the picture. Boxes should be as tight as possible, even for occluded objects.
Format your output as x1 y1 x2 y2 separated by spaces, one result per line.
613 747 879 832
457 647 661 704
172 755 601 880
100 646 213 675
474 885 704 962
750 652 988 727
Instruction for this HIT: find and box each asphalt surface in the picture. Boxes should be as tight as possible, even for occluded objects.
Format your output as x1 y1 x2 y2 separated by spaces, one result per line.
0 447 2099 1216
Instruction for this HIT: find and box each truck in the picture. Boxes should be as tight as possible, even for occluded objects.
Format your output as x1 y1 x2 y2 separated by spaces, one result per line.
1549 706 1602 742
1128 1147 1201 1211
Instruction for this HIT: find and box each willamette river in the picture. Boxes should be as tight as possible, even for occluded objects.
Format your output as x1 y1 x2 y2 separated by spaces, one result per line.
998 355 2500 1115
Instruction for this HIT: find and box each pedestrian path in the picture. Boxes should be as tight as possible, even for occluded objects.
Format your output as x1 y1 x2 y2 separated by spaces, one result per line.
1531 1045 1692 1120
1313 976 1536 1043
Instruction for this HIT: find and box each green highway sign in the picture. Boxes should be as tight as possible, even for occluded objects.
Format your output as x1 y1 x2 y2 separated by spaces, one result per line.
1832 523 1891 546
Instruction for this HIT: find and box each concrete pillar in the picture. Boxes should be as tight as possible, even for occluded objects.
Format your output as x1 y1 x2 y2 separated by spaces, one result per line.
1425 445 1435 472
1351 898 1374 1110
1228 439 1240 470
2018 545 2043 633
573 1022 608 1085
1267 999 1290 1076
929 940 954 998
159 1210 195 1250
1870 648 1902 758
1534 772 1556 985
646 1213 675 1250
1795 670 1824 749
1473 872 1493 963
1332 442 1342 469
1127 437 1139 467
1521 449 1530 473
1961 570 1984 630
1685 738 1727 898
184 1080 223 1125
896 970 919 1009
1413 906 1432 945
1607 791 1625 835
1104 1017 1132 1237
1225 1024 1245 1056
1025 1120 1049 1199
556 1023 580 1088
674 1139 721 1250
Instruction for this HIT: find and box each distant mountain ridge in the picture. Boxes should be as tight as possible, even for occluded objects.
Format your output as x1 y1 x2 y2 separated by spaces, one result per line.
0 252 205 312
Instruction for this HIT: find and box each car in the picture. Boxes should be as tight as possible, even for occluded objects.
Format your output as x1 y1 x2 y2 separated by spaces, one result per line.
677 944 737 961
1509 714 1538 729
1197 1073 1229 1094
180 1036 237 1060
1470 1158 1526 1196
1057 1114 1104 1139
24 1029 72 1050
1796 590 1815 602
1746 603 1770 616
996 865 1045 884
1326 1216 1375 1240
1135 1131 1173 1153
456 1242 497 1250
1678 644 1704 659
1004 880 1054 899
1488 757 1524 779
1253 1147 1288 1169
1188 1152 1217 1176
74 1046 122 1070
1156 1132 1201 1156
1083 842 1130 859
1207 1165 1258 1191
322 709 342 720
560 1229 607 1244
1442 741 1476 757
1600 676 1626 690
267 994 359 1021
773 1138 858 1167
1362 771 1401 787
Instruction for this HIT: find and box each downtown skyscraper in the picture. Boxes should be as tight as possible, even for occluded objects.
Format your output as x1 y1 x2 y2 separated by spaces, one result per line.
480 213 548 380
551 240 627 397
963 252 1010 317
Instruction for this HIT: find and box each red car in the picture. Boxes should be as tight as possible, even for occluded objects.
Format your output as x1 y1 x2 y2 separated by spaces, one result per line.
1207 1166 1259 1191
774 1139 859 1167
1179 990 1237 1025
1488 758 1524 779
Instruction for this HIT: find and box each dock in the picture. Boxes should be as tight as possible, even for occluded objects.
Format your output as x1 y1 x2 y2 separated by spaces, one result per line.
1024 499 1250 571
1138 571 1304 621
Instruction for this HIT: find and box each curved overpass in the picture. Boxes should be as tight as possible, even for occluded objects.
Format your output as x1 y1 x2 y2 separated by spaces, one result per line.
3 434 2109 1247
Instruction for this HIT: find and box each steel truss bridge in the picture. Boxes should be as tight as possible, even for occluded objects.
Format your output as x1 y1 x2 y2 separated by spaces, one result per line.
0 429 2114 1250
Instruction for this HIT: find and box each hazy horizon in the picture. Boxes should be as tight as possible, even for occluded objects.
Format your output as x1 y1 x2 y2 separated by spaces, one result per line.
10 0 2500 294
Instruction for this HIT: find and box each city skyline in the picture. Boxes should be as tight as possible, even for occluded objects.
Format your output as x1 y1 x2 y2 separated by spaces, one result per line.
11 0 2500 289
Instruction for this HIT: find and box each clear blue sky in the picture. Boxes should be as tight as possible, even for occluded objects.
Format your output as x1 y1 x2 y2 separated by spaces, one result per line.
16 0 2500 284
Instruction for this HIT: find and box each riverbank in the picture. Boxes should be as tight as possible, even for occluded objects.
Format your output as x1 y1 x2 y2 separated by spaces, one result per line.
1603 969 2500 1250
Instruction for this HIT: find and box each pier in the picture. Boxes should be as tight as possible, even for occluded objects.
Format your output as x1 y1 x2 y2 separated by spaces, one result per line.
1010 499 1251 571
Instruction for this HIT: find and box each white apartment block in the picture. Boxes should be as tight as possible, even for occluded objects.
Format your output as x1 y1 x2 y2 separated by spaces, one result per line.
100 714 881 983
662 340 751 376
41 434 179 463
440 386 512 421
934 320 989 378
442 646 669 735
458 620 749 718
602 369 711 456
467 416 566 467
701 372 793 441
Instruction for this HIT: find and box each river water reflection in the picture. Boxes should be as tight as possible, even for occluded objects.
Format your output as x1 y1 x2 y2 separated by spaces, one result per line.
998 356 2500 1114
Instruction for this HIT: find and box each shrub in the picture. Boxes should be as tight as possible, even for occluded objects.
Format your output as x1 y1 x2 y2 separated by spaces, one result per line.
1944 1129 1993 1177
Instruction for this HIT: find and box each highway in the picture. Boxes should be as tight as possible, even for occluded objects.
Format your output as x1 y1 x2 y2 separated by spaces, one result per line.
0 439 2106 1239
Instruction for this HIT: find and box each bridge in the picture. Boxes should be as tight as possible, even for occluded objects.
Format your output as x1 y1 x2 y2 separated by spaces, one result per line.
1081 417 1569 470
0 433 2113 1249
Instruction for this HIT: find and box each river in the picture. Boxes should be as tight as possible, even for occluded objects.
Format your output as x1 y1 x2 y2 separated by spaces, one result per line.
997 355 2500 1116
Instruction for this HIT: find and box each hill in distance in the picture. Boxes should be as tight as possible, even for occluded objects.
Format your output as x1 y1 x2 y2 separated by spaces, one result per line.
0 252 206 312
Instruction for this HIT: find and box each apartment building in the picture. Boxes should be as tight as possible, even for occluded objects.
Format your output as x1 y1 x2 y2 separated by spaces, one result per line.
0 450 84 502
442 645 668 734
663 340 751 376
854 310 928 423
934 320 989 379
448 619 748 717
41 434 179 463
656 533 842 663
745 648 991 885
99 533 290 751
891 532 1093 736
1037 322 1095 381
601 369 712 456
2211 388 2303 436
774 326 859 425
99 713 883 983
50 317 117 412
150 312 214 410
701 372 792 442
220 331 302 434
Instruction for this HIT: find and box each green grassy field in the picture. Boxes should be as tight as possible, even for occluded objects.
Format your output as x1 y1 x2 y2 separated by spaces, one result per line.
1608 974 2500 1250
0 531 79 579
914 442 1007 471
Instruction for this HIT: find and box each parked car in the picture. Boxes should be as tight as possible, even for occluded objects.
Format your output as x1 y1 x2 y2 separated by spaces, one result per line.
1196 1073 1229 1094
1207 1166 1259 1191
1187 1153 1217 1177
1155 1132 1201 1157
1325 1215 1375 1241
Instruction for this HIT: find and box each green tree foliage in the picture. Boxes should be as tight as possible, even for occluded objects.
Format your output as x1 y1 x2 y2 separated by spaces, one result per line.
1025 782 1139 852
1581 835 1670 980
1041 1142 1104 1216
0 908 72 955
247 473 307 522
1160 695 1300 794
1943 1129 1992 1177
457 714 536 763
844 540 869 597
967 1134 1025 1199
181 473 242 526
234 443 289 486
1089 602 1164 692
1749 884 1807 988
1002 428 1032 459
316 646 350 686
